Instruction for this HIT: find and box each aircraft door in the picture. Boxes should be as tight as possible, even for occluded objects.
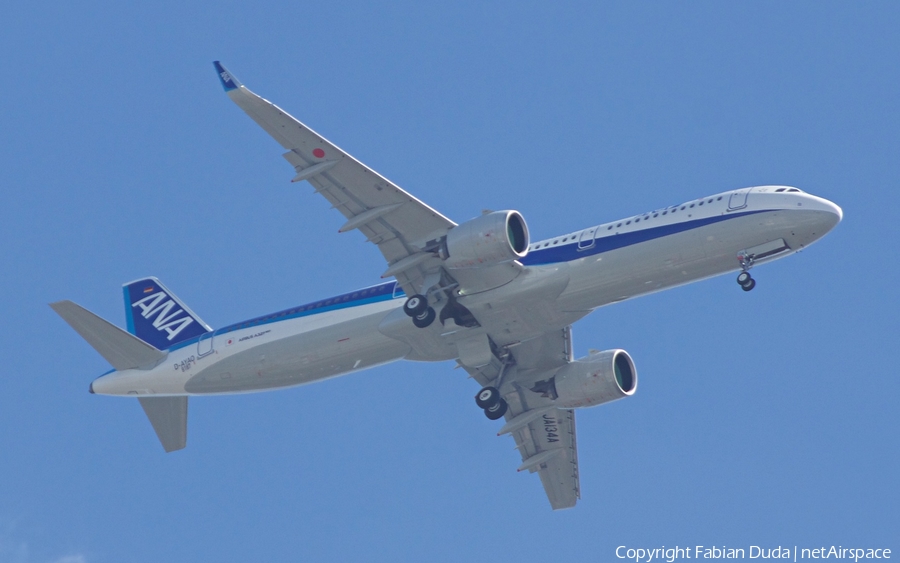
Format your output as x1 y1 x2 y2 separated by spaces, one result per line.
727 189 750 211
577 227 597 251
197 330 215 357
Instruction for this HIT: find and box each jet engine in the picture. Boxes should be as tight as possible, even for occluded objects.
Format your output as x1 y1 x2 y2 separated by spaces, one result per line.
531 349 637 409
442 210 529 269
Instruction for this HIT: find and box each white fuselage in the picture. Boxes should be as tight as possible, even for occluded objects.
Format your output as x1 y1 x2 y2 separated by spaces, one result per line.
90 186 842 397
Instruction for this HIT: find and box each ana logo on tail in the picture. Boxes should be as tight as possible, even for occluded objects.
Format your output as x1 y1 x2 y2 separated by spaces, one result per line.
123 277 211 349
132 292 195 341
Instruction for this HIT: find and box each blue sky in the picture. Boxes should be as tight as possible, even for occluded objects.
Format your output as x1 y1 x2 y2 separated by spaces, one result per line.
1 2 897 561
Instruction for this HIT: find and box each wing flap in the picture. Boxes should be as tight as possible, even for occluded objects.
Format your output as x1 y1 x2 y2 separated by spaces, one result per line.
522 408 579 510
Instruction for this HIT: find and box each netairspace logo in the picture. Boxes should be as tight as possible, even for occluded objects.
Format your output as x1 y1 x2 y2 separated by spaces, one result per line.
615 545 892 563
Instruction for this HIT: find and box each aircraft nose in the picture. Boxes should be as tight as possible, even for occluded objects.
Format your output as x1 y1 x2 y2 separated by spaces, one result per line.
819 197 843 231
828 200 843 223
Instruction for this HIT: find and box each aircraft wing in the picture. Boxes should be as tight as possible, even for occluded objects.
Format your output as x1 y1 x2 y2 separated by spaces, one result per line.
214 62 455 296
505 404 580 510
461 327 581 510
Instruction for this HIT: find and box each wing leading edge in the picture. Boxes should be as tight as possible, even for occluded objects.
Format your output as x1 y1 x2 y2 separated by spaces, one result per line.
213 61 455 296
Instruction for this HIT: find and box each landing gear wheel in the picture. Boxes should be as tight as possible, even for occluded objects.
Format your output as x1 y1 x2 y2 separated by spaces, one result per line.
484 398 508 420
741 278 756 291
403 294 428 317
475 387 500 409
411 306 436 328
737 272 752 286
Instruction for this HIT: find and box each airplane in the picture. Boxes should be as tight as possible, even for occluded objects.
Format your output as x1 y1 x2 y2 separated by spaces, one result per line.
51 61 843 510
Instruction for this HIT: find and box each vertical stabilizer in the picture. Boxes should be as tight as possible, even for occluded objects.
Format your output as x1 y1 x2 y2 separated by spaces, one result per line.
139 397 188 452
123 277 211 349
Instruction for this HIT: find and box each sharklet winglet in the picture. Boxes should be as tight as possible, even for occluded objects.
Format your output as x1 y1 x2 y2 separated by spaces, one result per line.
213 61 241 92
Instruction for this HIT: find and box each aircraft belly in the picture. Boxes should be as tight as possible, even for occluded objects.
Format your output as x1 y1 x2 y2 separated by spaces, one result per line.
184 310 410 394
456 264 584 346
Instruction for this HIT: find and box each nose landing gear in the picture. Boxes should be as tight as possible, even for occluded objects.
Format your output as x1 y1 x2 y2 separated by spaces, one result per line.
736 252 756 291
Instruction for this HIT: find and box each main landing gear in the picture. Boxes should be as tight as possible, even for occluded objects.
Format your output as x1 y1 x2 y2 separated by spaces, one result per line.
403 294 436 328
736 251 757 292
475 386 508 420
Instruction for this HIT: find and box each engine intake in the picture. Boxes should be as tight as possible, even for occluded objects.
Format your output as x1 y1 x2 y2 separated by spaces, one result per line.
531 349 637 409
443 210 529 269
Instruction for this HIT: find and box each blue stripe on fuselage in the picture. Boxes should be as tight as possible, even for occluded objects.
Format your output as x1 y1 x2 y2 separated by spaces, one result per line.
165 282 402 352
522 209 769 266
164 209 771 353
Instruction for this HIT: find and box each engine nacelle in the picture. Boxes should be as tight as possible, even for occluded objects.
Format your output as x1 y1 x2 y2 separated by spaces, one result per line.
443 210 529 269
534 349 637 409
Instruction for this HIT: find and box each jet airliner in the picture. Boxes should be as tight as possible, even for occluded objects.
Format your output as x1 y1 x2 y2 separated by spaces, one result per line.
51 62 842 510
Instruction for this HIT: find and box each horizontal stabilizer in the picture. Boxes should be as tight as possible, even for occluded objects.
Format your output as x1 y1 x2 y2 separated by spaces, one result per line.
50 300 166 370
139 396 188 452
